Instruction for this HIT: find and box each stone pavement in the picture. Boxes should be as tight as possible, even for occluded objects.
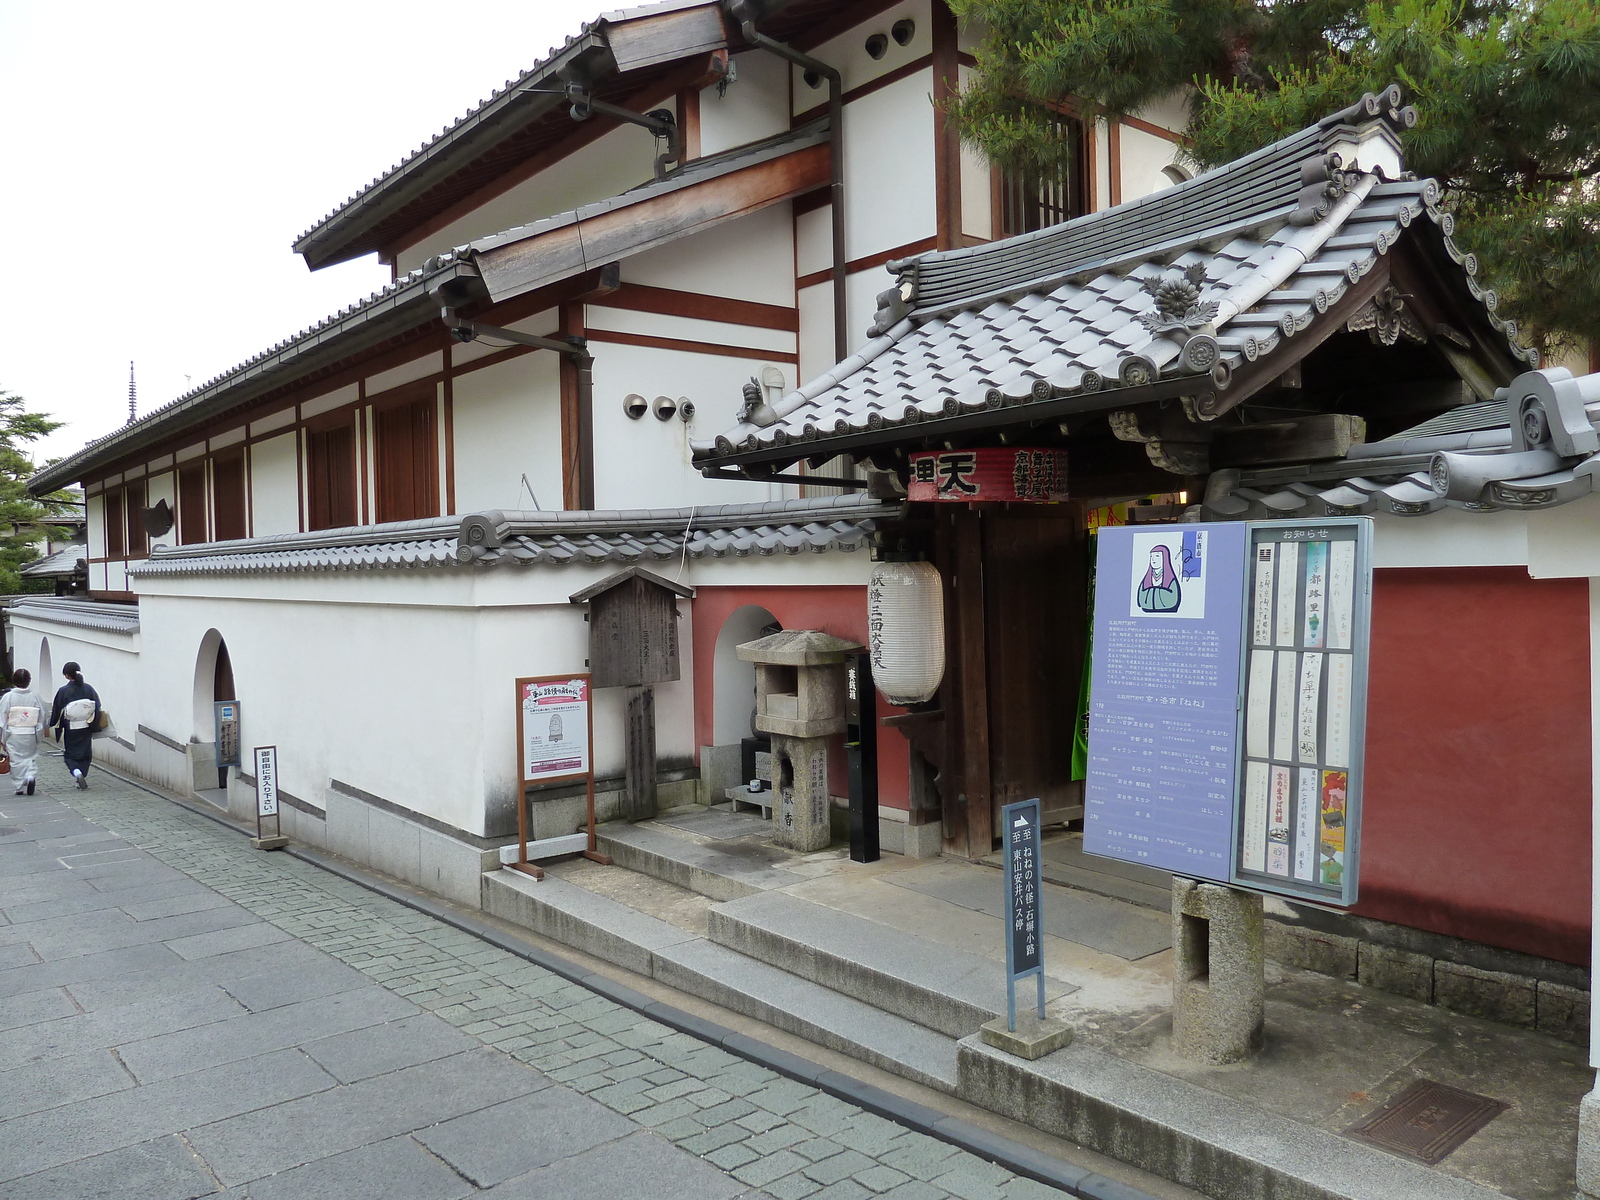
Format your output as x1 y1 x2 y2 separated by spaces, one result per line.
0 757 1082 1200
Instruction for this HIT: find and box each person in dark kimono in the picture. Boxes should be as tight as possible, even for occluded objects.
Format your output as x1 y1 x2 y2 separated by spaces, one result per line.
1137 544 1182 614
49 662 100 790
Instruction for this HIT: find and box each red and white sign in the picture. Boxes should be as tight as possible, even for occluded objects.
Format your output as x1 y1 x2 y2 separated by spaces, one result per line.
907 448 1068 503
518 676 591 784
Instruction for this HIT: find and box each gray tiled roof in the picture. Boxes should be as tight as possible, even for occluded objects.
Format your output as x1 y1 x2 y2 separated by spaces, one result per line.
697 91 1533 468
8 597 139 636
20 544 86 578
130 495 893 578
30 118 820 497
1201 366 1600 518
290 0 712 266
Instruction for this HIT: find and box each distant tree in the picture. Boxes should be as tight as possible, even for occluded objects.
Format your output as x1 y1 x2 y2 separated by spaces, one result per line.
0 390 73 594
950 0 1600 354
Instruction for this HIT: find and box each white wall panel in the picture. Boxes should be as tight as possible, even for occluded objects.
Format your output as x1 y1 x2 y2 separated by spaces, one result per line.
301 384 357 420
450 353 562 515
249 432 300 537
624 205 796 307
842 71 936 261
367 352 444 399
699 51 789 157
1120 123 1188 203
590 341 787 510
791 0 931 103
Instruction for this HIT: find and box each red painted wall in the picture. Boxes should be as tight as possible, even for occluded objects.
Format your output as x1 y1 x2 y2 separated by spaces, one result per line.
1359 567 1591 964
691 585 911 808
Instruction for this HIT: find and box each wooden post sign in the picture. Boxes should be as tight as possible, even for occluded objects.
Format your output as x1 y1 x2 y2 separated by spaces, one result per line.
514 674 611 880
569 568 694 824
250 745 287 851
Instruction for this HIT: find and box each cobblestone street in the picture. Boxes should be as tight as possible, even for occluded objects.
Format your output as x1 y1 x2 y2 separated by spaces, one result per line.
0 758 1075 1200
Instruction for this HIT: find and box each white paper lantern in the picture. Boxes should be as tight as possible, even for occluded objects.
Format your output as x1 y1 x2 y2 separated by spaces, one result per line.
868 560 945 705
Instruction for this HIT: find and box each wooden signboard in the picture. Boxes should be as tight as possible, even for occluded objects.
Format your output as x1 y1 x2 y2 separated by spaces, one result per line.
514 674 609 879
907 448 1068 503
571 567 693 689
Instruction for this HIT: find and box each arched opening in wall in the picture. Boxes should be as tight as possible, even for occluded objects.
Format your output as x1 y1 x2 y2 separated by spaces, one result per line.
38 638 51 696
714 606 780 745
1161 164 1192 188
192 629 235 741
707 606 780 798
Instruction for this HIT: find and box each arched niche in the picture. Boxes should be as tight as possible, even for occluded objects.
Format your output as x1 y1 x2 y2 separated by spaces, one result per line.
191 629 235 740
712 605 779 746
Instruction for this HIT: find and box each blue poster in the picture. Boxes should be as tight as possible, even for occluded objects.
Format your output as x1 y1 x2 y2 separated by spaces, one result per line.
1083 523 1248 879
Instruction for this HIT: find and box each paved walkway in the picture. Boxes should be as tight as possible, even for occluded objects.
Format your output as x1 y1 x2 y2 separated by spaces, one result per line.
0 758 1073 1200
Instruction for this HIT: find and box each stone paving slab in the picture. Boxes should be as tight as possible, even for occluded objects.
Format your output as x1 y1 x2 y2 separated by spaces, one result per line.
0 759 1094 1200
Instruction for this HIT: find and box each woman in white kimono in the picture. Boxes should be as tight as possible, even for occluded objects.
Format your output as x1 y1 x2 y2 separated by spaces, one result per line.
1 669 48 796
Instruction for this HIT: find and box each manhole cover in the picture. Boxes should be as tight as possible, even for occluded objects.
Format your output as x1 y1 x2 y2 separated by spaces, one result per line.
1347 1079 1508 1164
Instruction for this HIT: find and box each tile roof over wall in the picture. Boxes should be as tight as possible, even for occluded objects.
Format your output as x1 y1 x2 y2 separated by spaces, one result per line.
1203 366 1600 518
129 495 893 578
9 597 139 636
697 89 1533 469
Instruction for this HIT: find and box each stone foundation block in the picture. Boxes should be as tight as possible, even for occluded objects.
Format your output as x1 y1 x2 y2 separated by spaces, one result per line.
1357 941 1433 1003
1579 1087 1600 1200
1433 960 1536 1028
1171 878 1264 1064
1264 921 1358 980
980 1013 1073 1060
1536 979 1590 1044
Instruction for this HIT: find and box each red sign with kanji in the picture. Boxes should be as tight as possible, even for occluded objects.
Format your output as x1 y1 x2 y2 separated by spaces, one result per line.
907 448 1068 503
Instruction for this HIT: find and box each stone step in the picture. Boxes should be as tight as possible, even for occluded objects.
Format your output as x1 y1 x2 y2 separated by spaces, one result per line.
958 1036 1504 1200
984 838 1173 911
482 869 958 1092
653 939 958 1092
708 891 1075 1039
595 820 802 902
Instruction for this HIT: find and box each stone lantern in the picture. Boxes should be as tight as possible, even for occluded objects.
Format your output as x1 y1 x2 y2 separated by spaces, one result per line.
737 629 862 852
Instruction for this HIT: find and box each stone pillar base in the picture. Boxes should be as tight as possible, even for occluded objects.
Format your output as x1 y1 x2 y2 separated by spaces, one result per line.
1172 878 1265 1064
771 735 830 852
1577 1086 1600 1198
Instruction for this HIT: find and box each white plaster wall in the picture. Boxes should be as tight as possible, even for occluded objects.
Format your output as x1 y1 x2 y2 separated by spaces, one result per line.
1119 123 1188 202
791 0 931 103
1371 509 1530 568
796 205 832 278
250 432 300 537
9 619 143 776
698 50 789 158
86 494 105 558
146 470 175 514
960 63 992 242
450 352 563 514
587 308 797 359
368 351 444 399
797 281 835 383
397 124 660 277
841 71 937 262
589 340 791 509
622 205 796 307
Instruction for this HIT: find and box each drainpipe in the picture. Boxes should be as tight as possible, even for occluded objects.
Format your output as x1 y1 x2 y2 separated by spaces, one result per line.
729 2 847 364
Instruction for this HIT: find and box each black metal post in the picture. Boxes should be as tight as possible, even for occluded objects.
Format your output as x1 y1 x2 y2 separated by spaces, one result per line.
845 650 879 863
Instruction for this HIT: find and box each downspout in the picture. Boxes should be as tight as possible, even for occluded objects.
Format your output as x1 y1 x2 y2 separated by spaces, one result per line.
730 3 847 364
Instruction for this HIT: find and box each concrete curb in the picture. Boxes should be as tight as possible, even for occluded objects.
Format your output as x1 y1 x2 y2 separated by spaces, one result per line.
81 759 1160 1200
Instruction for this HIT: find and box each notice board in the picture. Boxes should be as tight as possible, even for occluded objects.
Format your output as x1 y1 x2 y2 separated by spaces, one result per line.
517 675 592 787
1084 518 1372 906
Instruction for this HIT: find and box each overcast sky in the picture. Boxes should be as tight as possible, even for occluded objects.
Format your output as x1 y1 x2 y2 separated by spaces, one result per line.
0 0 599 464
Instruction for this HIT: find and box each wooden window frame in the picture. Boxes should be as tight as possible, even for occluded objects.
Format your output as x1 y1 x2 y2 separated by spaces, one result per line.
305 411 360 532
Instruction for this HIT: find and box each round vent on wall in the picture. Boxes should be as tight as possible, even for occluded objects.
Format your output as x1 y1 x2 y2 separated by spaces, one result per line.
622 394 648 420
